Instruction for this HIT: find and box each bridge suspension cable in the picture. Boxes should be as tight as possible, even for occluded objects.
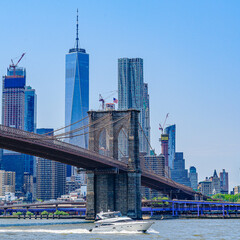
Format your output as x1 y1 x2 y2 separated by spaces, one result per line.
44 116 89 136
56 113 131 141
53 114 110 138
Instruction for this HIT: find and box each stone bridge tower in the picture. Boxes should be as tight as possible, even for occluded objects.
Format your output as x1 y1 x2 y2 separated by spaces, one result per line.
86 109 142 220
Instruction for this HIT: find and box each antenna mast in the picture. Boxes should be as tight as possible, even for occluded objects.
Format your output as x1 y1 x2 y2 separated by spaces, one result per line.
76 9 79 50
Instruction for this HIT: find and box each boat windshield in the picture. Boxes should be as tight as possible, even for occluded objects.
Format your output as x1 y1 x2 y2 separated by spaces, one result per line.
101 212 122 219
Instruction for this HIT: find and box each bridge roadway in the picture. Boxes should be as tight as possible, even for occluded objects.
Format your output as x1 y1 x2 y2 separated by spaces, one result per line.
0 125 204 200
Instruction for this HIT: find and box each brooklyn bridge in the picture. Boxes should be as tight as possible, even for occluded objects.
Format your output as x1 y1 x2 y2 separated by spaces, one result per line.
0 109 206 219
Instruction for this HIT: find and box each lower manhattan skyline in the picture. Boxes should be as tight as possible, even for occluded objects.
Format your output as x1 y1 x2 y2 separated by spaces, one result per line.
0 0 240 192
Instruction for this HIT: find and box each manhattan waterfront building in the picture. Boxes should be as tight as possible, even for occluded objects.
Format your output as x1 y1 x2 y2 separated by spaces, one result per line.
65 11 89 177
0 170 15 196
164 124 176 170
210 170 221 194
198 170 221 196
171 152 191 187
24 86 37 133
189 166 198 190
220 169 229 194
36 129 66 200
198 178 213 196
118 58 150 155
2 62 37 191
2 66 26 129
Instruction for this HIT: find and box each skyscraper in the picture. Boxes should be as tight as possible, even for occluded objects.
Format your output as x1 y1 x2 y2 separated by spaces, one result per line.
118 58 150 154
171 152 191 187
220 169 229 194
65 11 89 177
143 83 150 154
210 170 221 194
189 166 198 190
2 58 37 191
161 134 169 167
36 129 66 200
2 66 26 129
164 124 176 169
24 86 37 176
24 86 37 133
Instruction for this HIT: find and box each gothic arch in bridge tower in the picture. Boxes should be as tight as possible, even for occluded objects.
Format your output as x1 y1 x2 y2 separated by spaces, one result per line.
117 127 129 162
86 109 142 220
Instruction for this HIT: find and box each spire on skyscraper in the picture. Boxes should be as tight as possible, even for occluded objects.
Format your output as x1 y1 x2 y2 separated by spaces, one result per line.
76 9 79 50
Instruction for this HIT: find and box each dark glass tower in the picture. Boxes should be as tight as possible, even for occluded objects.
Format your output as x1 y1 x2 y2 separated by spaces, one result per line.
164 124 176 169
65 10 89 177
24 86 37 133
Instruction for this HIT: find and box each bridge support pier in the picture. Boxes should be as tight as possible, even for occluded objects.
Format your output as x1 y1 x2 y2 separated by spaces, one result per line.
86 171 142 220
86 110 142 220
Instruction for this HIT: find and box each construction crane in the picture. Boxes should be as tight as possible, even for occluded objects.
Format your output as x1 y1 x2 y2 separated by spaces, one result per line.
9 53 26 76
159 113 169 134
99 90 117 110
99 94 105 110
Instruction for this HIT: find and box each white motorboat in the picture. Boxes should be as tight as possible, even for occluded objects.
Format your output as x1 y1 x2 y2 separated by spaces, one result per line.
89 211 154 233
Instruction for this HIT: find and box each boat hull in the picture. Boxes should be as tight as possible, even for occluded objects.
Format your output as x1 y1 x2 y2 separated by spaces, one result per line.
90 221 153 233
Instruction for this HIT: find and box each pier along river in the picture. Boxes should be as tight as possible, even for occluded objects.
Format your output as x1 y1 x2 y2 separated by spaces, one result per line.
0 218 239 239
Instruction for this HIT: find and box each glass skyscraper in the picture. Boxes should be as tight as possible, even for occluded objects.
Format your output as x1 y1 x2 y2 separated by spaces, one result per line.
118 58 150 154
2 67 26 129
65 11 89 177
164 124 176 169
171 152 191 187
2 64 37 191
24 86 37 133
189 166 198 190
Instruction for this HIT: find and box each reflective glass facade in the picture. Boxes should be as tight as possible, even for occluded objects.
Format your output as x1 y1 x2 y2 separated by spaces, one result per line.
164 124 176 169
171 152 191 187
65 48 89 176
24 86 37 133
118 58 150 154
65 48 89 147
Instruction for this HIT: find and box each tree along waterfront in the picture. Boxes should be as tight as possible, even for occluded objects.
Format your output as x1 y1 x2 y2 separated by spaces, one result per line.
211 194 240 202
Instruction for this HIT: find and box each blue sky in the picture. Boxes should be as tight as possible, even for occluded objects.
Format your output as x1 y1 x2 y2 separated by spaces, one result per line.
0 0 239 189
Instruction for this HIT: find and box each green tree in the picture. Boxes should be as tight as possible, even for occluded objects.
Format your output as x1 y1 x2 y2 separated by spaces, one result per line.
26 211 34 215
13 212 22 215
41 211 49 215
54 210 69 216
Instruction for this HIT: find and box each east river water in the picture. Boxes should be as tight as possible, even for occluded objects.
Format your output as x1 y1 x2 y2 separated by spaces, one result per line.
0 218 239 239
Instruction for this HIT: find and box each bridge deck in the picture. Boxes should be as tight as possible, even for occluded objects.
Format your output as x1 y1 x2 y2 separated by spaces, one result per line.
0 125 203 199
